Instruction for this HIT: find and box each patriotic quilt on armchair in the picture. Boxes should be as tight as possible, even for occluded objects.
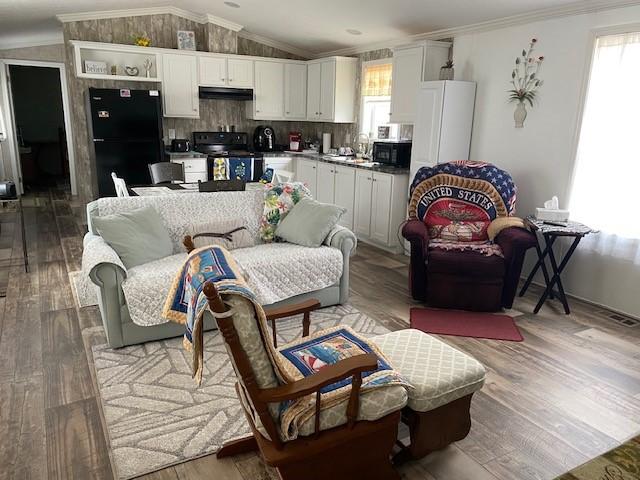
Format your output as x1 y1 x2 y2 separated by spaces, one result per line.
409 161 523 257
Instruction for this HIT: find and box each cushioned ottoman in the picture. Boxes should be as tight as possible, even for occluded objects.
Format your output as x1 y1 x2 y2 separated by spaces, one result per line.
373 329 486 462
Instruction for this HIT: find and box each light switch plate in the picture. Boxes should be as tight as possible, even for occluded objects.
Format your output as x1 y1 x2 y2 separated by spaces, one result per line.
168 129 176 140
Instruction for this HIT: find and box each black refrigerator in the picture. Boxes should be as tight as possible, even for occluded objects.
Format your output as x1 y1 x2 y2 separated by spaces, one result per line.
86 88 163 196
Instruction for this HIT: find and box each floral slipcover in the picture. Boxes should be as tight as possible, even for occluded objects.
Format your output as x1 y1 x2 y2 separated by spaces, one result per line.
259 182 311 242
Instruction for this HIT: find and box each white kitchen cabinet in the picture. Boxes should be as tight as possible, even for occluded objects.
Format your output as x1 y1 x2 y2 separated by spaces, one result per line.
410 80 476 181
162 53 199 118
264 156 293 173
354 170 373 237
319 60 336 121
298 160 355 229
316 162 335 204
333 165 356 229
199 56 253 88
198 56 227 87
249 61 284 120
296 158 318 197
370 173 393 244
389 41 450 124
306 57 357 123
284 63 307 120
170 157 207 183
353 170 409 253
306 62 321 121
227 58 253 87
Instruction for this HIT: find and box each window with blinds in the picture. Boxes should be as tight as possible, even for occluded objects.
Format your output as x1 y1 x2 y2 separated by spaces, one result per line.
362 63 393 97
360 61 397 140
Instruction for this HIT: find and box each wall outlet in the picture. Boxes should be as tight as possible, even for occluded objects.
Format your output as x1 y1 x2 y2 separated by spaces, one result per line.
168 128 176 140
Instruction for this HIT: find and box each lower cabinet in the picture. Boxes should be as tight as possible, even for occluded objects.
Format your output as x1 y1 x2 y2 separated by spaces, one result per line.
295 159 355 229
354 169 409 252
293 157 408 249
170 157 208 183
296 158 318 197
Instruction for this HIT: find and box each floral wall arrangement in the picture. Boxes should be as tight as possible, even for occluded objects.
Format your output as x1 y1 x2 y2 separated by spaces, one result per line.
509 38 545 127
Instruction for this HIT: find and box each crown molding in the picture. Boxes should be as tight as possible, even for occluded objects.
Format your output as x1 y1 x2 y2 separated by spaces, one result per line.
205 14 243 32
316 0 640 57
56 6 244 31
237 30 314 59
57 6 192 23
0 33 64 50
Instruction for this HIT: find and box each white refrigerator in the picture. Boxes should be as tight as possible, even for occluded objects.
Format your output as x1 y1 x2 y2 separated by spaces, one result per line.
409 80 477 182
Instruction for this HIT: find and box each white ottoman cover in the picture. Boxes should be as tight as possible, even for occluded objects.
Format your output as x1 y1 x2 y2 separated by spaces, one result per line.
374 329 486 412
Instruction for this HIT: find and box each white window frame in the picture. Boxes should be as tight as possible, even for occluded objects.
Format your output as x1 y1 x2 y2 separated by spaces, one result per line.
359 58 397 141
567 22 640 202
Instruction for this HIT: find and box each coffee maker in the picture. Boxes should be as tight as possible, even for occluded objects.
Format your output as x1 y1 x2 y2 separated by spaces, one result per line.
253 125 276 151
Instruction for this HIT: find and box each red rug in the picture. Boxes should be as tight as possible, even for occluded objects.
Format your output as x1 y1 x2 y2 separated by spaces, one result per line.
409 308 524 342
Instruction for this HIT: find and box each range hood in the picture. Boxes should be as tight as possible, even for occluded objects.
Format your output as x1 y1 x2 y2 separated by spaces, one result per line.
199 86 253 100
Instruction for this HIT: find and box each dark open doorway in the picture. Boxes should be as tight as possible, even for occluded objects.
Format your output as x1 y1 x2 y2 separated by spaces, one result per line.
8 65 69 191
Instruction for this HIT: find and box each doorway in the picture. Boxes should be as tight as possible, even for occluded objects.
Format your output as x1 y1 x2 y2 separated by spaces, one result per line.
9 65 68 191
0 59 76 195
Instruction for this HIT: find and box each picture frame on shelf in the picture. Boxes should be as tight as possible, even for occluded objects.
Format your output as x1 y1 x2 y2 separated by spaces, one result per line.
377 126 390 139
177 30 196 51
84 60 108 75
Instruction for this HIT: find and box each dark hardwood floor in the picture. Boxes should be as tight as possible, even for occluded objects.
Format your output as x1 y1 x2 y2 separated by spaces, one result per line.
0 188 639 480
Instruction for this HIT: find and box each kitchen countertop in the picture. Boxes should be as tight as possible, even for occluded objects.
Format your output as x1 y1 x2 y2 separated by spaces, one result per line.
261 151 410 175
165 150 207 158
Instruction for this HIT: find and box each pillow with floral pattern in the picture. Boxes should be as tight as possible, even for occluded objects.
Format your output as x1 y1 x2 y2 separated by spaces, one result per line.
260 182 311 242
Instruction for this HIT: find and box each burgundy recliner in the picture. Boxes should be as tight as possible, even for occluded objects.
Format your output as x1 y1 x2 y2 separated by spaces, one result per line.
402 161 536 312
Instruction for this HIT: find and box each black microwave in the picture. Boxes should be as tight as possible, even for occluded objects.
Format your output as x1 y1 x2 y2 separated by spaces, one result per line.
372 141 412 168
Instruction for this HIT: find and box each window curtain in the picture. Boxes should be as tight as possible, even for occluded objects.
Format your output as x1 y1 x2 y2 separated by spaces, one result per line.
362 63 392 97
569 32 640 265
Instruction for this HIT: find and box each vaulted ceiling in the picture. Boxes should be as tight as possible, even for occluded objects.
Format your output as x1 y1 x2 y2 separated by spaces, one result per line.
0 0 637 55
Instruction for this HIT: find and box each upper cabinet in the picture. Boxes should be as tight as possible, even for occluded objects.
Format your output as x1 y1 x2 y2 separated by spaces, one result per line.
227 58 253 88
410 80 476 180
70 41 358 123
162 53 199 118
199 56 253 88
198 56 226 87
284 63 307 120
306 57 357 123
251 61 285 120
390 41 451 124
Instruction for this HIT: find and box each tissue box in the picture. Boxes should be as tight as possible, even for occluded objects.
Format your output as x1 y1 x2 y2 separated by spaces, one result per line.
536 208 570 222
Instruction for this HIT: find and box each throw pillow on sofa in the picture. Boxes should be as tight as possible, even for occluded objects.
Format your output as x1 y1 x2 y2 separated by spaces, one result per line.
190 218 255 250
92 206 173 269
260 182 311 242
275 197 346 247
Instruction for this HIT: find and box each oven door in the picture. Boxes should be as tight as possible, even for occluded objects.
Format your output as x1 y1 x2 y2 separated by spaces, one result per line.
225 157 264 182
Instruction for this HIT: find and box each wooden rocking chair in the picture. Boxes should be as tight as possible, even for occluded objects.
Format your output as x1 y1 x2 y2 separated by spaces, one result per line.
202 281 404 480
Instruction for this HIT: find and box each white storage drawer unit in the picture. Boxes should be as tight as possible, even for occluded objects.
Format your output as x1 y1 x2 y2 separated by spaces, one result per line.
170 157 208 183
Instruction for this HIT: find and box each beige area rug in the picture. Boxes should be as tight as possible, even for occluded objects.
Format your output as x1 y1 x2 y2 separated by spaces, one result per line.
90 304 392 479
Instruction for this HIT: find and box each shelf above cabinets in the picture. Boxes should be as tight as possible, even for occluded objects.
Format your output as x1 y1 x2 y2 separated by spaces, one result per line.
71 41 162 82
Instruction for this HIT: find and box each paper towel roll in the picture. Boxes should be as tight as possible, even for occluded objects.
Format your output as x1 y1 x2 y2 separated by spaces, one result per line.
322 133 331 153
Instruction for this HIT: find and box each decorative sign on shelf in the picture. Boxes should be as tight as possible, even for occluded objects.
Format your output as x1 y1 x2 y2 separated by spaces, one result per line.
177 30 196 51
84 60 108 75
